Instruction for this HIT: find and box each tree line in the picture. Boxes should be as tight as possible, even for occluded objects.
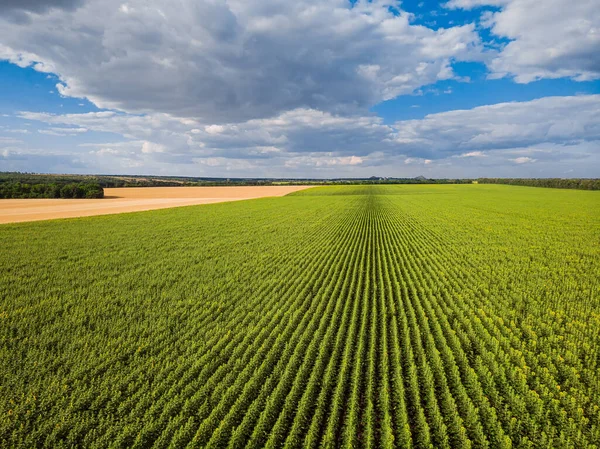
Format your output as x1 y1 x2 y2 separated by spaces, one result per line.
2 172 598 191
0 182 104 199
478 178 600 190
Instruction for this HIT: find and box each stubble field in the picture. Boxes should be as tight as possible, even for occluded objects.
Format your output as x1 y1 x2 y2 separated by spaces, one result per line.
1 184 599 448
0 186 311 224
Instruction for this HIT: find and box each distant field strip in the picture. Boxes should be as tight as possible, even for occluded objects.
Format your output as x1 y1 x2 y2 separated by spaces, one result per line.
0 186 311 223
1 185 599 448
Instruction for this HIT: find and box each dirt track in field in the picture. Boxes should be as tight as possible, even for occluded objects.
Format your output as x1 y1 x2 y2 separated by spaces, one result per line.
0 186 311 224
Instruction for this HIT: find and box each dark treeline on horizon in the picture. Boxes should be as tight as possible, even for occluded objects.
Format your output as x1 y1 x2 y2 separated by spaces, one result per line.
0 173 105 199
0 181 104 199
1 172 598 196
478 178 600 190
0 172 471 187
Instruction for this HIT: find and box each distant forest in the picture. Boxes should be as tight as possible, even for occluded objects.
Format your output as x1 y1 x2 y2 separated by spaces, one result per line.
478 178 600 190
0 173 598 198
0 172 471 188
0 181 104 199
0 173 104 199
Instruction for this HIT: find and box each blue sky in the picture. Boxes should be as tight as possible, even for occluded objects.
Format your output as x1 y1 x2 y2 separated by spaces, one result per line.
0 0 598 178
373 65 600 122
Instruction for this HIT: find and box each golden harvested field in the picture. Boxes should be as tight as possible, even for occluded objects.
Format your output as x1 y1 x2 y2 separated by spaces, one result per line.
0 186 311 224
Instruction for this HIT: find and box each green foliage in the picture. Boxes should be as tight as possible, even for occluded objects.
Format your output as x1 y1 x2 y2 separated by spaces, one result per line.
0 181 104 199
478 178 600 190
1 185 599 447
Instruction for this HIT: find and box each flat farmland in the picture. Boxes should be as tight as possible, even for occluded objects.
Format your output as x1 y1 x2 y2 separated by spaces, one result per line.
1 184 599 448
0 186 311 224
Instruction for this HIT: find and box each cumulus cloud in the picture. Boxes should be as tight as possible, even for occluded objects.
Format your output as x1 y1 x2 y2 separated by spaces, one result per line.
404 157 432 165
0 0 597 179
0 0 484 122
457 151 486 157
0 0 83 26
448 0 600 82
284 154 364 169
393 94 600 158
319 155 364 166
141 141 166 154
11 94 598 177
511 156 535 164
17 108 397 159
0 0 82 14
38 127 88 136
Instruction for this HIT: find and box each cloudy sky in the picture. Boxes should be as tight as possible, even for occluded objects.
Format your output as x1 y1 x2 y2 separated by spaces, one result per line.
0 0 598 178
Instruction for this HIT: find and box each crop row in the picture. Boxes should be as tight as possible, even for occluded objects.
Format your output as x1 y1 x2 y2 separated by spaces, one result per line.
1 185 598 448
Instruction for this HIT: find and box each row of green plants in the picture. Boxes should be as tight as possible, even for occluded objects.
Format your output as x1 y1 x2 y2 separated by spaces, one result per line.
1 184 598 447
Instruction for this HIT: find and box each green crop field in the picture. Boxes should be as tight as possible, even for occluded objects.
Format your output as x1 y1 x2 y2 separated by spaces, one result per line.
1 184 599 448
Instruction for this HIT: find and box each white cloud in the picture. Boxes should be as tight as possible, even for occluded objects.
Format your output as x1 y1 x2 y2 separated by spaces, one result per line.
8 95 599 178
283 154 364 169
318 155 363 166
38 129 64 136
0 137 23 145
204 125 226 135
52 127 88 133
0 0 484 122
141 141 166 153
0 0 82 14
90 147 120 156
448 0 600 82
38 127 88 136
458 151 486 157
393 95 600 157
404 157 433 165
511 156 535 164
17 108 395 159
2 0 596 178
